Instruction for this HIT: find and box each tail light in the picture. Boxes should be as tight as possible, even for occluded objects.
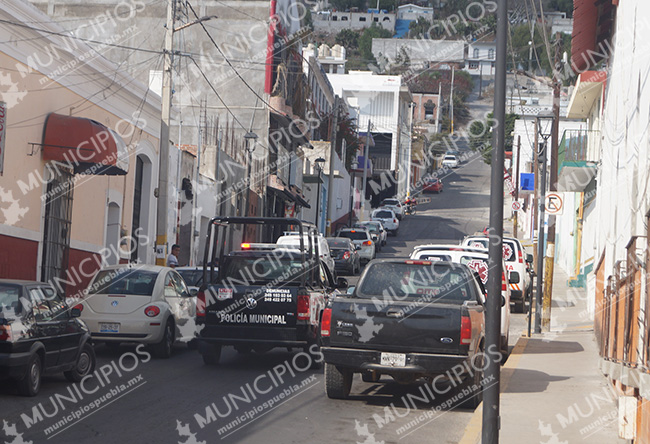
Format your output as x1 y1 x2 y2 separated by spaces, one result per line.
73 303 84 313
518 250 524 264
241 243 251 249
362 240 372 246
321 308 332 337
343 251 350 259
405 260 432 265
502 272 507 291
196 291 206 318
144 305 160 317
0 325 12 342
393 219 397 223
460 315 472 344
297 291 310 320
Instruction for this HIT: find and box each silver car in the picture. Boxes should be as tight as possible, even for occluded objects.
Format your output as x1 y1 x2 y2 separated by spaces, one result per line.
336 228 376 263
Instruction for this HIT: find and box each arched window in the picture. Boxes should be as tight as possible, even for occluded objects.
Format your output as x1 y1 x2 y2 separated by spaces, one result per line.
473 48 479 59
488 49 495 59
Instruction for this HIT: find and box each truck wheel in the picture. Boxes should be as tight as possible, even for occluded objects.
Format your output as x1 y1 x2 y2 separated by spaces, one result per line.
458 354 483 410
361 371 380 383
325 363 352 399
152 319 174 359
17 354 42 397
65 343 96 382
202 344 222 365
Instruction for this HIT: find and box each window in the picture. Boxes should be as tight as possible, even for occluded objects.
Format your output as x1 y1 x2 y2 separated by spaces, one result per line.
171 272 190 298
341 16 348 21
473 48 479 58
383 17 390 21
337 231 369 241
374 17 379 22
469 62 479 69
332 15 338 21
359 16 366 21
29 288 52 321
488 49 495 59
88 269 158 296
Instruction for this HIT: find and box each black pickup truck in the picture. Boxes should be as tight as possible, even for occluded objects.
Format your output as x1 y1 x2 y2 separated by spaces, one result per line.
196 217 345 366
320 259 490 408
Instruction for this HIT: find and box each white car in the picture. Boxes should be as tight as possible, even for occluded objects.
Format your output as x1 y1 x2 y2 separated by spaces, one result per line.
79 265 197 358
460 235 532 313
410 244 513 356
336 228 375 263
276 233 335 277
370 208 399 235
380 198 404 220
353 221 387 249
443 154 459 168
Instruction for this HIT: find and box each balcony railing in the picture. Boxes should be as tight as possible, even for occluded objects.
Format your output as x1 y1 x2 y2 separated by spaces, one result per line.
558 129 599 168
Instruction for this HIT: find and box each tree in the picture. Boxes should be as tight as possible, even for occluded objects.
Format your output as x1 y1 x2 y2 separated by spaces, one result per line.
329 0 364 11
358 24 393 62
548 0 573 18
469 113 518 164
335 29 360 49
510 23 572 76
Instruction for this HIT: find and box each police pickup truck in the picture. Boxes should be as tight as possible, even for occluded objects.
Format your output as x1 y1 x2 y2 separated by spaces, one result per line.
320 259 494 409
196 217 346 366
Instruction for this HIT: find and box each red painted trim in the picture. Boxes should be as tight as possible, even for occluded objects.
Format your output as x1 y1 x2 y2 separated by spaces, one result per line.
264 0 277 95
0 235 38 280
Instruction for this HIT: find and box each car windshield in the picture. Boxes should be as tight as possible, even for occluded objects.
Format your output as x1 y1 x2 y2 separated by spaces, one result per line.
374 211 393 218
445 156 456 160
87 269 158 296
356 262 475 303
0 284 22 317
221 256 308 284
338 231 368 241
356 224 378 233
383 199 399 205
177 270 203 286
327 239 351 249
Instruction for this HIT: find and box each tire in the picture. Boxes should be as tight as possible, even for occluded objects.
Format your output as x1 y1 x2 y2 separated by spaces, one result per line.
361 371 380 383
17 354 42 397
202 344 222 365
152 319 174 359
458 353 483 409
324 363 352 399
234 345 252 354
64 343 96 382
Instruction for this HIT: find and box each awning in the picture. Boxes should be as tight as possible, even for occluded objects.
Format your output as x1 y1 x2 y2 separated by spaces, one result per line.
267 174 295 202
42 113 129 175
286 184 311 208
270 111 312 148
566 71 606 118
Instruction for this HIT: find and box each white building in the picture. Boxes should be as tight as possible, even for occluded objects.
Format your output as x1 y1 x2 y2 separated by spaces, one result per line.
397 4 435 21
303 43 347 75
313 10 396 33
371 38 465 65
465 39 497 77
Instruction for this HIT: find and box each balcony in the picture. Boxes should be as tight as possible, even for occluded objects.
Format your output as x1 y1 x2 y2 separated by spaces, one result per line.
557 129 599 192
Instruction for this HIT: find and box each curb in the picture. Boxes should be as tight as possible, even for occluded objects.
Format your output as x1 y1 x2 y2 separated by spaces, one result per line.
457 333 530 444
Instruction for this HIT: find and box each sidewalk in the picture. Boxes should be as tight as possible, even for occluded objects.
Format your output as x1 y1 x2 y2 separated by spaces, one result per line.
460 267 624 443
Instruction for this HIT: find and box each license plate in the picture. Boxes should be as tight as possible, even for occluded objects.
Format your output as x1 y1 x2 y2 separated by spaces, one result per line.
99 323 120 333
380 352 406 367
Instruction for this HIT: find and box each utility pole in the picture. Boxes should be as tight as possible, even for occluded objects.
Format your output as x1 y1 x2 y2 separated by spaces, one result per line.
542 33 563 331
361 119 371 221
481 0 506 442
514 135 520 238
435 82 441 133
326 96 340 235
449 66 455 135
156 0 176 266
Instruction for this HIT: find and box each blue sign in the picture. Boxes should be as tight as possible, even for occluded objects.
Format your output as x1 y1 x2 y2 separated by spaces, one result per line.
520 173 535 192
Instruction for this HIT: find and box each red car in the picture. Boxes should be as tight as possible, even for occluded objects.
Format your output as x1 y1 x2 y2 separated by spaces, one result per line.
423 178 443 193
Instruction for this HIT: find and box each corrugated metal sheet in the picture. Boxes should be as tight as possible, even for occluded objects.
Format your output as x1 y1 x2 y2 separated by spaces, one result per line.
571 0 615 72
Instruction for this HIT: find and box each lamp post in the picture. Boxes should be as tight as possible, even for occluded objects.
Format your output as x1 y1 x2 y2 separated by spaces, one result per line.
314 157 326 232
349 158 358 227
244 131 258 218
534 113 554 334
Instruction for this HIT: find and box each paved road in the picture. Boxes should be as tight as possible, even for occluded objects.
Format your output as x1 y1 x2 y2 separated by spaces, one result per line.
0 150 527 444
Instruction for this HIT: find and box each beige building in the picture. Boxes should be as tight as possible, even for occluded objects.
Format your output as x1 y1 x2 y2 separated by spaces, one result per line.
0 0 161 297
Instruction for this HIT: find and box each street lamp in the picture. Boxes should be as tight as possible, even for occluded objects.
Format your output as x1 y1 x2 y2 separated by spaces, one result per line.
534 113 553 334
349 158 359 227
244 131 258 218
314 157 326 231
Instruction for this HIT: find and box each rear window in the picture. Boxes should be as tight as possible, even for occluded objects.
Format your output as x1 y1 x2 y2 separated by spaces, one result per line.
417 254 452 261
178 270 203 286
356 224 378 233
383 199 399 205
503 241 517 262
338 231 369 241
88 269 158 296
327 239 351 249
0 284 22 317
221 257 308 284
374 211 393 218
356 262 476 303
460 256 489 284
467 239 489 249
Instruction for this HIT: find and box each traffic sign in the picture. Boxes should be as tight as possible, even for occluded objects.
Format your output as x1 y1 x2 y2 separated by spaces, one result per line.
545 193 564 215
512 201 522 211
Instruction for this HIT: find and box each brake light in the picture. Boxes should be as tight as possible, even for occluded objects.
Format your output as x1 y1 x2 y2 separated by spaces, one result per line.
518 250 524 264
350 230 356 233
362 240 372 246
405 260 432 265
297 292 310 320
73 303 84 312
0 325 12 342
321 308 332 337
502 272 507 291
144 305 160 317
461 315 472 344
241 243 251 249
393 219 397 223
343 251 350 259
196 291 206 317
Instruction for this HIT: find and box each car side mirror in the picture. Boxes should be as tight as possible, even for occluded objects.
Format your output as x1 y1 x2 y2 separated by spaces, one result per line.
355 245 362 251
70 308 82 318
526 254 533 264
509 271 520 284
189 288 198 297
336 277 349 289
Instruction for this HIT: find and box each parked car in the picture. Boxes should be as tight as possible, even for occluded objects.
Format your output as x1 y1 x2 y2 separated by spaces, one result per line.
379 198 404 220
460 235 532 313
320 260 486 408
176 267 204 293
370 208 399 236
410 245 514 357
0 280 95 396
276 232 336 278
326 238 361 275
446 149 463 164
79 265 196 358
443 154 459 168
353 221 387 249
336 228 375 264
423 178 443 193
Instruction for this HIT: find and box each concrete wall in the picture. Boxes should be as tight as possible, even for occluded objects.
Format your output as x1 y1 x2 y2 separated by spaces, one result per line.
313 11 395 32
372 38 465 64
